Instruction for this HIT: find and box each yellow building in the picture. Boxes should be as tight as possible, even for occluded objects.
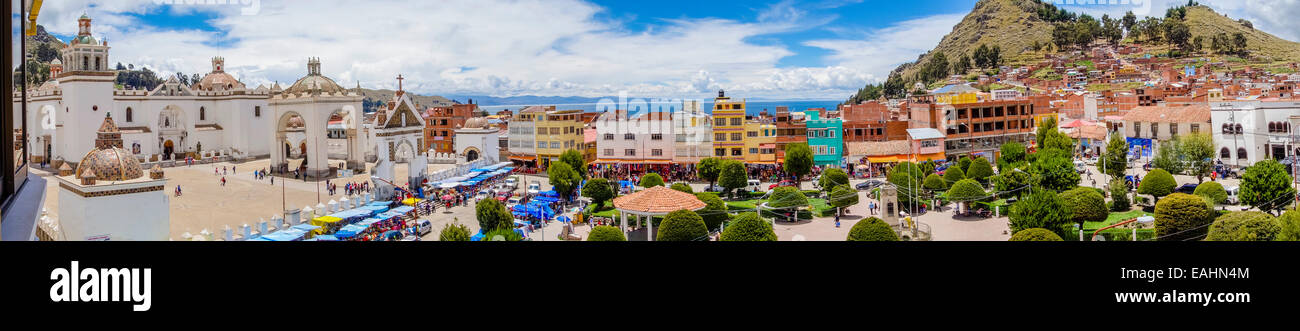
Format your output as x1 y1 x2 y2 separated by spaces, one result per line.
743 120 777 164
933 84 981 105
534 109 584 168
711 90 746 161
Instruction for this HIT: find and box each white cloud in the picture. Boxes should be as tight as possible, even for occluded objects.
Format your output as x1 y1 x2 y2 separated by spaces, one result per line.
805 13 966 83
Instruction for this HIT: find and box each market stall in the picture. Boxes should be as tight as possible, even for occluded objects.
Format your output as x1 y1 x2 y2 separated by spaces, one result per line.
310 216 345 235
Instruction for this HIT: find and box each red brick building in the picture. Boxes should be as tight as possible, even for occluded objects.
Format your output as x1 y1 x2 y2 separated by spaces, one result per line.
423 103 477 153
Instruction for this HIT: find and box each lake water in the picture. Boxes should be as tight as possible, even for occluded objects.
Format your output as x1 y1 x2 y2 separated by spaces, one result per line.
478 100 844 117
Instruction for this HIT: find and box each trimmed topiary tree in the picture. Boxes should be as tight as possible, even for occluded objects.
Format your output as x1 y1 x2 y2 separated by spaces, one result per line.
1109 178 1131 212
958 156 973 175
720 212 777 241
476 197 514 231
657 209 708 241
439 221 471 241
1241 159 1297 215
1061 187 1108 228
768 186 809 209
587 226 627 241
819 168 850 193
582 178 615 210
482 228 524 241
923 173 948 192
639 173 664 188
696 193 730 231
966 157 994 183
670 182 694 194
846 217 899 241
1009 228 1064 241
946 179 987 213
943 166 965 184
1009 190 1074 239
1278 209 1300 241
1154 193 1215 241
1205 211 1281 241
718 159 749 199
1137 168 1177 204
829 184 859 216
1193 181 1227 205
697 157 722 189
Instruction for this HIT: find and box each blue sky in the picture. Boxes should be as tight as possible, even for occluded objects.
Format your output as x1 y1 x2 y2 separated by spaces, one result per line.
12 0 1300 100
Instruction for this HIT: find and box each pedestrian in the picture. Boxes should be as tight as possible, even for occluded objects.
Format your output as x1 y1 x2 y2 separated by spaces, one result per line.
175 185 182 197
271 176 274 185
834 214 840 228
221 176 226 186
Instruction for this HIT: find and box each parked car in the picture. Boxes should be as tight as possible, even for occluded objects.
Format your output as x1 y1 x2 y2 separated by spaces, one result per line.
1074 160 1087 173
768 180 796 190
746 179 763 192
703 184 726 192
476 191 490 200
526 181 541 195
1085 157 1099 166
1175 183 1198 194
1224 186 1240 204
506 197 521 205
412 219 433 237
855 180 884 191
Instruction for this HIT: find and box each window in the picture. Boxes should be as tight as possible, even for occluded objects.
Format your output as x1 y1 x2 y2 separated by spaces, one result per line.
624 133 635 140
1149 122 1157 137
828 130 836 138
550 128 560 135
537 142 546 148
603 134 614 140
651 149 663 156
715 133 726 141
1169 123 1178 136
1238 148 1248 160
747 131 758 137
749 148 759 154
200 107 206 121
255 106 261 117
715 118 726 126
829 147 836 155
716 148 726 157
625 149 636 156
126 107 133 122
651 134 663 140
550 142 560 149
730 118 742 126
731 148 743 156
1190 123 1199 133
604 149 614 156
1235 124 1243 134
1220 147 1230 159
1133 123 1142 138
730 133 741 141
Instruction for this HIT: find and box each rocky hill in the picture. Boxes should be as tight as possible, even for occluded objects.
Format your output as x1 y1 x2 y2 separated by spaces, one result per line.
892 0 1056 83
357 88 455 113
1184 5 1300 62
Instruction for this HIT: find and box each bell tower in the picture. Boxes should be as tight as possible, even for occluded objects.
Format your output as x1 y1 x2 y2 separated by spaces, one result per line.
212 56 225 72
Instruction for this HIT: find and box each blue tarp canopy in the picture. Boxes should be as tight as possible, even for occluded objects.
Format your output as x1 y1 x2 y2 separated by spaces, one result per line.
247 237 273 241
335 224 368 238
261 228 308 241
619 180 634 187
391 206 415 214
291 224 321 232
539 190 559 198
361 205 389 214
314 235 340 241
376 211 404 219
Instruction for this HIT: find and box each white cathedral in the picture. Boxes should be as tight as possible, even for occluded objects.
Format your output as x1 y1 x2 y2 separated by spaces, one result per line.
15 15 367 176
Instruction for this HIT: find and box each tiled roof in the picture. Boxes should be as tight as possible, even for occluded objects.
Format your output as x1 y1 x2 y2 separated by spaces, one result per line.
612 186 705 214
846 141 909 157
1122 104 1210 123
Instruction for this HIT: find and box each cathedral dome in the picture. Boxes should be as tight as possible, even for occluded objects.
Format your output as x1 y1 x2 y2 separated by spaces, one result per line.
462 117 489 129
284 58 347 95
193 72 245 91
74 113 144 182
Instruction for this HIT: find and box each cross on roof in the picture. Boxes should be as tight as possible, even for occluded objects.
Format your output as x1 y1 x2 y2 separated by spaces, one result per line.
396 74 404 92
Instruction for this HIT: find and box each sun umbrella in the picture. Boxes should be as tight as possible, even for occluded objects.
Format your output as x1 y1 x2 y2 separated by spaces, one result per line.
441 195 454 201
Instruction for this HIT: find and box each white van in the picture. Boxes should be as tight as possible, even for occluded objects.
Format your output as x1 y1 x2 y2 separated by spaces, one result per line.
746 179 763 192
527 181 541 195
1224 186 1240 204
412 220 433 236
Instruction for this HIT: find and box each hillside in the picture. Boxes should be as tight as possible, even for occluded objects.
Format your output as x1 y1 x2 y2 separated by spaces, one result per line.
357 88 455 113
1183 5 1300 62
893 0 1055 82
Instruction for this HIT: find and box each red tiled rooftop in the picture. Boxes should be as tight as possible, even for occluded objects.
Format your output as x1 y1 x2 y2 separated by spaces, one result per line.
612 186 705 214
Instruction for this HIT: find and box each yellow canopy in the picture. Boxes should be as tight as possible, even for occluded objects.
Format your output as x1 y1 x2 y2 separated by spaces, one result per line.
402 198 422 206
310 216 344 235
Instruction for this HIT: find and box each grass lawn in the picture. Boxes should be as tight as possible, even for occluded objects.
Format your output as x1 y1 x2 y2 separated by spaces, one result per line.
1083 210 1152 231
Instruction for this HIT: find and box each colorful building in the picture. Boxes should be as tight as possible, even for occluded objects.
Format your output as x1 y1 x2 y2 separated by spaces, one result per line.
743 119 777 165
804 110 843 167
423 103 475 153
506 106 547 166
773 107 807 163
711 90 747 161
672 100 713 164
534 108 584 168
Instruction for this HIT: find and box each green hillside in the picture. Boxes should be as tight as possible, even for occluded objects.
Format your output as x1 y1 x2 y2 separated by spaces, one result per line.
893 0 1056 83
1183 5 1300 62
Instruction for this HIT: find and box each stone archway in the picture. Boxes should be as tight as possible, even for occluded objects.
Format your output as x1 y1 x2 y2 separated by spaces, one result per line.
463 146 482 163
394 140 416 163
163 140 175 160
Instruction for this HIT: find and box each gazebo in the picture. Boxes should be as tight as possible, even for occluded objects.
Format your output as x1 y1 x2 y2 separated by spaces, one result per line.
611 186 707 241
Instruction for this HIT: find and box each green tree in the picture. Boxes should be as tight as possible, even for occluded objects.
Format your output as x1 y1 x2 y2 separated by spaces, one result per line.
946 179 986 213
697 157 722 189
1102 133 1129 179
1061 187 1108 228
1036 116 1059 150
1009 228 1064 241
923 174 948 192
1122 11 1138 34
1277 210 1300 241
829 184 859 216
1152 139 1184 175
696 193 730 231
639 173 664 188
993 168 1033 200
1164 19 1192 51
1205 211 1280 241
1154 193 1215 241
783 143 814 187
943 166 966 184
819 168 850 193
582 178 615 210
888 162 925 211
657 209 708 241
718 160 749 199
1110 178 1131 211
587 226 627 241
958 156 973 175
1233 32 1248 56
1240 159 1296 215
1030 151 1081 192
475 198 514 231
1137 169 1177 204
482 228 524 241
559 149 587 179
720 212 777 241
846 217 898 241
670 182 694 194
966 157 994 183
438 220 472 241
998 141 1027 171
547 161 583 200
1009 190 1074 239
1193 181 1227 205
768 186 809 209
1041 130 1075 151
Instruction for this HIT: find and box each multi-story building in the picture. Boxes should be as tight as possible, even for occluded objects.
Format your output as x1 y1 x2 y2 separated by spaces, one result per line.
942 99 1040 161
773 107 807 162
743 118 777 165
506 106 547 166
805 110 843 167
1123 103 1210 151
711 90 747 161
423 103 475 154
594 110 674 165
534 108 584 168
672 100 713 164
1210 101 1300 167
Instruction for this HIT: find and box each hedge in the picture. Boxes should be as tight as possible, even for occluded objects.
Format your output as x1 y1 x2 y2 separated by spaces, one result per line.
1154 193 1215 241
587 226 627 241
657 210 709 241
719 212 778 241
846 217 898 241
1009 228 1064 241
1205 211 1281 241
